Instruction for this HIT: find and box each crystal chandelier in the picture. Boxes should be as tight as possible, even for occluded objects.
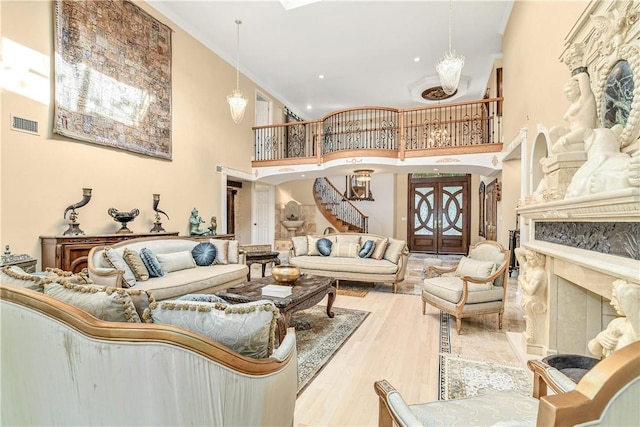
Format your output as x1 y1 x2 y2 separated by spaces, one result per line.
436 0 465 95
227 20 247 124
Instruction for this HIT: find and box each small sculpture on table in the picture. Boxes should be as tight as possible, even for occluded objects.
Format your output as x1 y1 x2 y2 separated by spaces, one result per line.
107 208 139 234
209 216 217 236
189 208 210 236
63 188 92 236
150 194 170 233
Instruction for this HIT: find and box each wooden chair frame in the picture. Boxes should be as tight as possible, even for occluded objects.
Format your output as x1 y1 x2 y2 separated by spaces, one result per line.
421 240 510 334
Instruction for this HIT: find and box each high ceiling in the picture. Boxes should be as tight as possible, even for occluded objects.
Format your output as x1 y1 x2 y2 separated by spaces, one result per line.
148 0 514 120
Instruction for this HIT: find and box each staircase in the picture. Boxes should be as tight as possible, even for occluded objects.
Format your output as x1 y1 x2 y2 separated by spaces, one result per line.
313 178 368 233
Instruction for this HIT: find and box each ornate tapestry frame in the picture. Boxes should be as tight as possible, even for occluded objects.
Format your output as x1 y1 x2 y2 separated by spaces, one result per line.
53 0 172 160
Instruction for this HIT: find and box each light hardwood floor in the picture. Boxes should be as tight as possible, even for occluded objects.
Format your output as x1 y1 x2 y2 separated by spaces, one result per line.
286 254 525 427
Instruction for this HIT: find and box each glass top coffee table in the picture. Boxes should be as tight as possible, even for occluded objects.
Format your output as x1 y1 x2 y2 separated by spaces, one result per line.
217 274 337 339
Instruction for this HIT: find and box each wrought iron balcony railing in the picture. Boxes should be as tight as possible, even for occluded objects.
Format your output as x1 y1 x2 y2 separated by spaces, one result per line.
252 97 503 164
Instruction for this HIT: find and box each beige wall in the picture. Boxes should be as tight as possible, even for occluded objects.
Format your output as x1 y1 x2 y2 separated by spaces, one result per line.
500 0 589 245
0 0 283 267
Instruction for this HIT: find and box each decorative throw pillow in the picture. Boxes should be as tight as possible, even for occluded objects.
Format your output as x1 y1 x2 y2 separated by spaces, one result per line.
156 251 196 273
336 234 361 245
317 238 333 256
307 236 321 256
359 240 375 258
330 242 360 258
177 293 226 304
143 299 279 358
291 236 308 256
123 249 150 281
140 248 164 277
102 247 137 288
455 256 496 280
383 238 406 264
192 242 216 266
44 282 141 323
210 239 230 265
0 265 43 291
43 267 92 285
228 240 240 264
370 237 389 260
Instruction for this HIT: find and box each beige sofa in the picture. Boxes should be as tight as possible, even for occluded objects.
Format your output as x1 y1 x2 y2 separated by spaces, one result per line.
0 282 297 426
88 236 248 300
288 232 408 293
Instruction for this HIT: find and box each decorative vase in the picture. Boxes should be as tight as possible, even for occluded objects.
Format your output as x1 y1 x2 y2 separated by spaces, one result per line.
271 265 301 285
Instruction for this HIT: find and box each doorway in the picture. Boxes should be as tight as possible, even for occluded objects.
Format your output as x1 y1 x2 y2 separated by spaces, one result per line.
485 179 500 241
407 175 470 254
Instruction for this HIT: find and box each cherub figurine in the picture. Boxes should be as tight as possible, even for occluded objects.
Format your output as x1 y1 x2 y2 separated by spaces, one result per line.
588 280 640 358
189 208 209 236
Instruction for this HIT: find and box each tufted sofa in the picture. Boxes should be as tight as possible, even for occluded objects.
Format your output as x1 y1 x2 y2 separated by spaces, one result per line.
0 282 297 426
88 236 249 301
288 232 409 293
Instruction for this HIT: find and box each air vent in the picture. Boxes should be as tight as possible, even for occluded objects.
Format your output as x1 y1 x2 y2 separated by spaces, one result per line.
11 115 39 135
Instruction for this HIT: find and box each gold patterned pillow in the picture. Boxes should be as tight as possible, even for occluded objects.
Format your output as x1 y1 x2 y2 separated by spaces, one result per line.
370 237 389 260
123 248 150 281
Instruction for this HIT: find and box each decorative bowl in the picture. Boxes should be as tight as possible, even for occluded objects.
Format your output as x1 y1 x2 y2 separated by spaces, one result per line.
271 265 301 285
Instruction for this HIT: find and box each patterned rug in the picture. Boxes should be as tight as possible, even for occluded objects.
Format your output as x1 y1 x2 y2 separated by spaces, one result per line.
293 305 369 394
438 312 532 400
336 280 422 297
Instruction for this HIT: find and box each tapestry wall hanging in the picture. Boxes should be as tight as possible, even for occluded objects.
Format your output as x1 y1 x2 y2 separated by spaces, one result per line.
53 0 172 159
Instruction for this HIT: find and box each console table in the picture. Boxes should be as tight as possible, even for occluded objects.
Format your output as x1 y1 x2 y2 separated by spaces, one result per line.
40 232 178 273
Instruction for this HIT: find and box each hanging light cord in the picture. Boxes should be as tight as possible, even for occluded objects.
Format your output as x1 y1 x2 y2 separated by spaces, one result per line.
447 0 453 54
235 20 241 91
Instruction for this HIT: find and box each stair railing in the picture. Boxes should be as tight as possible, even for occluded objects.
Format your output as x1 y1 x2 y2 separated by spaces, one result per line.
313 178 368 233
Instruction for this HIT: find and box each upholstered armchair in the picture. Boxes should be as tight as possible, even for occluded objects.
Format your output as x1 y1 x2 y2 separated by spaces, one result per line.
421 240 510 334
374 341 640 427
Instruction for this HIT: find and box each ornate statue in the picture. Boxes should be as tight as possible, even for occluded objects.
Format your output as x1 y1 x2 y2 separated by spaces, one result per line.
189 208 209 236
209 216 217 236
150 194 169 233
588 280 640 358
63 188 92 236
565 125 635 198
515 248 547 346
549 70 597 154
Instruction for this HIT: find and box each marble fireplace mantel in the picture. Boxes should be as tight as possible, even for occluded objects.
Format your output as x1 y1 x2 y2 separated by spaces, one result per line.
517 189 639 356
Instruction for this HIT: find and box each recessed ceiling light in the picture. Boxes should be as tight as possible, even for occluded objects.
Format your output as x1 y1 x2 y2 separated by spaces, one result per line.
414 57 421 62
301 174 305 177
433 168 438 171
306 105 312 110
318 74 325 79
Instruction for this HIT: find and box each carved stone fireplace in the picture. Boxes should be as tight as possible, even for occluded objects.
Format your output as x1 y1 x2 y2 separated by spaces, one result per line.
514 1 640 357
518 189 639 356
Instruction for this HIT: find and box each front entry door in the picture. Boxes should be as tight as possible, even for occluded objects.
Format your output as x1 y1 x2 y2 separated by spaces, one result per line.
408 175 470 254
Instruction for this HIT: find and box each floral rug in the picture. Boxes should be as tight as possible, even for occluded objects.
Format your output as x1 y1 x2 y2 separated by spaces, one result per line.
438 312 531 400
293 304 369 394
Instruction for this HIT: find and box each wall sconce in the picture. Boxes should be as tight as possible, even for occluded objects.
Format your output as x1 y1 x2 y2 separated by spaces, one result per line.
345 169 374 201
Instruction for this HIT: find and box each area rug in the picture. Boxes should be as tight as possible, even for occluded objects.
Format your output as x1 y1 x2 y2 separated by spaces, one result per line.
335 280 421 296
293 305 369 394
438 313 531 400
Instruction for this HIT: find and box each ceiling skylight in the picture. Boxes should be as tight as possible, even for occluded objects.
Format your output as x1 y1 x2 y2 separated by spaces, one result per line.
279 0 321 11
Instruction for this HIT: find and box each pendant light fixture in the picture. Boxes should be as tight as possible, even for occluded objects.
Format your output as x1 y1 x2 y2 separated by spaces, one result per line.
436 0 465 95
227 20 247 124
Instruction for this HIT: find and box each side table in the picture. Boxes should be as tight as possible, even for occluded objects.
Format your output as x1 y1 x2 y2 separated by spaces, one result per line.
245 252 281 281
1 246 37 273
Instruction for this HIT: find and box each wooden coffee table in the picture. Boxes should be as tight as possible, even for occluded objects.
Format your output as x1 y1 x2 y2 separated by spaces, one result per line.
217 274 337 339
